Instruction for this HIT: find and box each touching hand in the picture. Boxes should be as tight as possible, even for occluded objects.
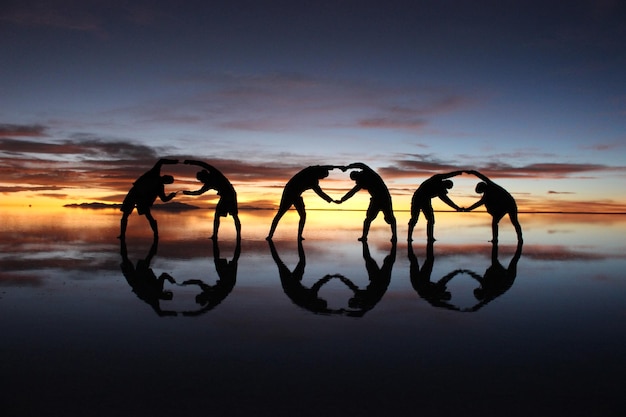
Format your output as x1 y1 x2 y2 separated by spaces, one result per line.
334 199 342 204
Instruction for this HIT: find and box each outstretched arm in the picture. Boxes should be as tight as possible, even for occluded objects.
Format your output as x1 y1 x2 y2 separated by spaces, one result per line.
346 162 368 171
466 170 490 183
154 158 179 171
338 185 362 203
465 196 485 211
184 159 214 172
316 164 346 171
312 185 333 203
158 185 176 202
439 193 461 211
441 170 464 179
183 184 212 196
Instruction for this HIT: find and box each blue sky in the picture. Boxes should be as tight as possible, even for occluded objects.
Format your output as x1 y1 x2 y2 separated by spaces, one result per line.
1 0 625 211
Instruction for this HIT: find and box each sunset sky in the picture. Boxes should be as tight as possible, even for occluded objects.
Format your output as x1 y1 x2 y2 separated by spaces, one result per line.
1 0 625 212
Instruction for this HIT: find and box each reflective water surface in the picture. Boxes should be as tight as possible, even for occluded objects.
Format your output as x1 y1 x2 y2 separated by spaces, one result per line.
1 208 625 416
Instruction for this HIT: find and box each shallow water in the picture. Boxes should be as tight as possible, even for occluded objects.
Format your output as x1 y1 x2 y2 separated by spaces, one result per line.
1 208 625 416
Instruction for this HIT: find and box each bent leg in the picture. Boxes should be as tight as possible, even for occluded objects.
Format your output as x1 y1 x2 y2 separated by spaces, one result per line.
145 211 158 237
424 205 435 242
233 214 242 241
294 197 306 240
212 211 221 240
119 211 130 239
384 209 397 242
360 202 379 241
509 211 523 243
267 208 286 240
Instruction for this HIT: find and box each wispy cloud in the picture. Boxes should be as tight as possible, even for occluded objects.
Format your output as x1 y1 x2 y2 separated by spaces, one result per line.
0 0 167 36
0 123 47 137
380 155 626 181
124 71 478 134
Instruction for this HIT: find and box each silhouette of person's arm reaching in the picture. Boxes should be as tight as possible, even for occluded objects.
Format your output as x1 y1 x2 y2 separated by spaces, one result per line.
463 170 523 242
182 159 241 240
182 159 215 196
266 164 343 241
119 158 179 239
338 162 397 242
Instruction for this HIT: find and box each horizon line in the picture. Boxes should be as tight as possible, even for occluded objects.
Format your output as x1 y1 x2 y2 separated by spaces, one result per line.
61 202 626 216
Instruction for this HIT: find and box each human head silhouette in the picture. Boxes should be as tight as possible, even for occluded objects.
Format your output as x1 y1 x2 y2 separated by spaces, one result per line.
161 175 174 184
475 181 487 193
443 179 453 189
350 170 362 181
197 169 210 183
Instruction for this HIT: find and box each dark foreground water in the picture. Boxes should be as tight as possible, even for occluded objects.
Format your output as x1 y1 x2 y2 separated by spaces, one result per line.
1 209 625 416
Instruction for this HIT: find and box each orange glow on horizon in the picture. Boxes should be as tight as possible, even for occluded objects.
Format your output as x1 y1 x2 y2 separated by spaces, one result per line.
3 174 626 214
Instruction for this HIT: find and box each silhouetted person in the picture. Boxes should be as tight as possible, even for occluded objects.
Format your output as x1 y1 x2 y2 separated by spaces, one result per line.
120 237 177 317
266 165 341 241
337 162 397 242
268 239 336 314
408 241 461 311
463 170 523 243
342 240 396 317
408 171 464 242
119 158 179 239
183 159 241 241
463 241 523 312
180 238 240 316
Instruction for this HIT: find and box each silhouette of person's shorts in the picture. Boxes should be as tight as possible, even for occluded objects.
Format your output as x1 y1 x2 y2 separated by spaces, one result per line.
216 195 238 217
367 197 395 222
121 187 151 215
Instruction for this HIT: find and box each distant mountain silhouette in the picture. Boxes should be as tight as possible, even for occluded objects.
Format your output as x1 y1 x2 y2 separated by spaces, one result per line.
65 201 200 211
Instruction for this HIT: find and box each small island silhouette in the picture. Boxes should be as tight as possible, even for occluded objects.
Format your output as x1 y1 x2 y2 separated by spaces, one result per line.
64 201 201 211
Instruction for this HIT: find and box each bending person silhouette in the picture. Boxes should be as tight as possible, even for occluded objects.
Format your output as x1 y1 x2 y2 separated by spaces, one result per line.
120 237 177 317
266 165 341 241
119 158 179 239
343 241 396 317
408 171 463 242
180 238 240 316
183 159 241 241
463 241 523 312
464 170 523 243
408 241 461 311
337 162 397 242
268 239 336 314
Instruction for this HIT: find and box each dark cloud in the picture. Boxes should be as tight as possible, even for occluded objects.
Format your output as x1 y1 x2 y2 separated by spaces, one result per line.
379 157 469 179
380 156 626 181
0 0 104 33
0 123 47 137
358 117 428 130
0 185 64 193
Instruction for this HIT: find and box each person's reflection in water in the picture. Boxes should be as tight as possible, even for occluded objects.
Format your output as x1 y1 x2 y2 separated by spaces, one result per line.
341 240 396 317
268 239 395 316
268 239 335 314
408 241 461 311
180 238 240 316
120 237 177 317
462 241 523 312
